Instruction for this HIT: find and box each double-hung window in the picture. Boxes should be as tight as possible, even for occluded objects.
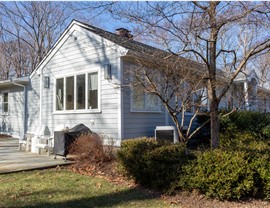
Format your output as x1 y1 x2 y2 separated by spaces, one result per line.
56 71 99 112
131 83 160 112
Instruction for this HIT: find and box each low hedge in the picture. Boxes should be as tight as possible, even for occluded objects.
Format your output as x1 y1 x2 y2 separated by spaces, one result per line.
220 132 269 151
117 138 193 190
262 124 270 138
117 134 270 200
175 149 255 200
220 111 270 136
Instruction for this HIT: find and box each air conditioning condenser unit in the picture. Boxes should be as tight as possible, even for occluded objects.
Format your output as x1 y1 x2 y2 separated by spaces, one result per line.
155 126 178 143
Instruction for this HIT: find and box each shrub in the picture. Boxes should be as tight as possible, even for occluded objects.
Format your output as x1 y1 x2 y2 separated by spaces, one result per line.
261 124 270 138
250 154 270 199
117 134 270 200
220 132 255 150
220 111 270 135
117 138 162 181
175 131 270 200
117 138 193 190
176 149 255 200
220 131 270 155
69 133 114 163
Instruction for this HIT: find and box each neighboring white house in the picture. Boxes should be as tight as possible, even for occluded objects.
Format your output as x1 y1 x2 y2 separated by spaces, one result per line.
0 20 269 148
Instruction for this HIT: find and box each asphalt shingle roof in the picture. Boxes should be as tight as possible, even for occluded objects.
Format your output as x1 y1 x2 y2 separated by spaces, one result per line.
76 20 172 58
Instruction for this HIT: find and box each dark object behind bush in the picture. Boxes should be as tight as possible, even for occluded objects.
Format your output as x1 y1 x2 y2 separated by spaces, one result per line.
54 124 92 157
187 114 211 149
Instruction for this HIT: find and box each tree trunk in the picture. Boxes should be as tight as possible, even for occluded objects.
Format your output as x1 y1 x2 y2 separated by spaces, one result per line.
208 2 220 149
210 100 220 148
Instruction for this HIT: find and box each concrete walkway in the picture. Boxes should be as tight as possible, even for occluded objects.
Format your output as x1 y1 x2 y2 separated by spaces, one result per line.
0 137 73 174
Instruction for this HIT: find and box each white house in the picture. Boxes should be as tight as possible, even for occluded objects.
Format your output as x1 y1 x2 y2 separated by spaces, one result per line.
0 20 269 150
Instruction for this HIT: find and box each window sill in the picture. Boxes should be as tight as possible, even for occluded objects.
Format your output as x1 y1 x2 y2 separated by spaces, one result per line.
130 110 162 114
53 109 101 115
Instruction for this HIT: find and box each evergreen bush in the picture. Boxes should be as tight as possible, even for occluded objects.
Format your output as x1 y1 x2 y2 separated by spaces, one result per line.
117 138 192 190
117 132 270 200
176 149 255 200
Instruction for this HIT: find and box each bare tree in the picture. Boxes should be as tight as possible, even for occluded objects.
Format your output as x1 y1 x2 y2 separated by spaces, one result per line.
253 54 270 88
0 2 75 76
0 2 113 78
124 51 208 142
110 1 270 148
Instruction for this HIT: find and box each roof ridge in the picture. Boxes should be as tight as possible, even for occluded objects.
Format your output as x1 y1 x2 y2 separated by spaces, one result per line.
74 19 170 55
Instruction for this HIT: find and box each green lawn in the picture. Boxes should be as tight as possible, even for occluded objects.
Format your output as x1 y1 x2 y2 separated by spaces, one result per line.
0 169 174 208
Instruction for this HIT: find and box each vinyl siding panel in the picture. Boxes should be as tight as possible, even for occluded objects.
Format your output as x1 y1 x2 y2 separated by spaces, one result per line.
0 86 24 138
40 28 121 141
122 60 166 139
27 74 40 134
121 60 199 139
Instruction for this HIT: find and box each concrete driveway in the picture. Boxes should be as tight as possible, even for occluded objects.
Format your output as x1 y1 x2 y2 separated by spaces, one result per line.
0 137 73 174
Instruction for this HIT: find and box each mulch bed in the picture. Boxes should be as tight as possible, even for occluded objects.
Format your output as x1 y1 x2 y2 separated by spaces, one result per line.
67 160 135 187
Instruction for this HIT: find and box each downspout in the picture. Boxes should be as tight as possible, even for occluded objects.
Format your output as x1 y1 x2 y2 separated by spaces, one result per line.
11 80 27 138
39 72 43 127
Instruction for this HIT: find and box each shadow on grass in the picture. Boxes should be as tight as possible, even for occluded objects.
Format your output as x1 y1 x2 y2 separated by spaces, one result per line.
21 187 159 208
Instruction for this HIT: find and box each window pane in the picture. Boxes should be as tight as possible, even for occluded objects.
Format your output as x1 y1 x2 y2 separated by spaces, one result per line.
4 93 8 103
77 74 85 109
66 76 74 110
56 78 64 110
3 93 8 113
88 72 98 109
145 93 159 111
132 86 145 111
3 103 8 113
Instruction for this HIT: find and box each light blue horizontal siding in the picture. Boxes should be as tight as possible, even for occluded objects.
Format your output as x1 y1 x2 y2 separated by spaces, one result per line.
0 86 24 138
27 75 40 134
40 28 121 140
122 60 166 139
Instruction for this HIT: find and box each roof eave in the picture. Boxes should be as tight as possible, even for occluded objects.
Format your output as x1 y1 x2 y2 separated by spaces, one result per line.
0 76 30 88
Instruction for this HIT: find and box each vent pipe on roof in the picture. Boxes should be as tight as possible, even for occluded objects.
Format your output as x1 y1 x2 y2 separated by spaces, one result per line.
115 28 133 39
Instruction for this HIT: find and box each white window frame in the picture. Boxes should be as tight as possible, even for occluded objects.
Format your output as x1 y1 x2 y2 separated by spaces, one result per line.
2 91 9 115
53 69 101 114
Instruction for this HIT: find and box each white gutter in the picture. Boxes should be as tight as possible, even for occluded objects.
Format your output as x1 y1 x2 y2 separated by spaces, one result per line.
11 80 27 138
